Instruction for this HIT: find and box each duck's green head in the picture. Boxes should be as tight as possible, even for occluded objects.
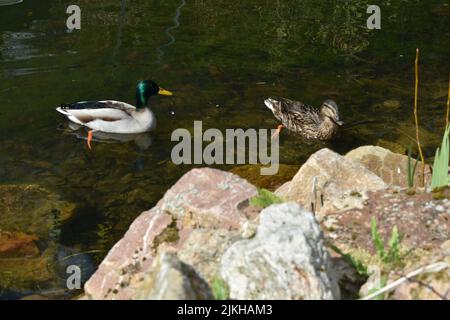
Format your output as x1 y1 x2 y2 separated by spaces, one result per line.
136 80 173 108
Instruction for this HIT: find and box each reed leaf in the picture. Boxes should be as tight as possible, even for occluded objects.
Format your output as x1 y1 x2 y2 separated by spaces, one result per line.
431 125 450 189
407 145 419 188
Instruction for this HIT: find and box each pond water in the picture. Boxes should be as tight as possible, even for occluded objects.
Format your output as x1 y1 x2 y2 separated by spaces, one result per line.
0 0 449 299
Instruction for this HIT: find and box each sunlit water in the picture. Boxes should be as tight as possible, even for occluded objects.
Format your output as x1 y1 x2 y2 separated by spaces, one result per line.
0 0 449 298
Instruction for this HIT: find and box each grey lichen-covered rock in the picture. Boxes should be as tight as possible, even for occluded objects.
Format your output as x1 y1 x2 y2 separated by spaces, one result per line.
175 228 242 285
137 252 213 300
220 202 340 300
276 148 387 217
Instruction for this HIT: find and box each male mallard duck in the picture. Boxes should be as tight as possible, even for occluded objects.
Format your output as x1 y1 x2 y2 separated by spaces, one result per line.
56 80 172 149
264 97 343 140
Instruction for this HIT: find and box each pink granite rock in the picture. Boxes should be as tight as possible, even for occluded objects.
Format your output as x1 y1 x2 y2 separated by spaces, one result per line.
84 168 257 300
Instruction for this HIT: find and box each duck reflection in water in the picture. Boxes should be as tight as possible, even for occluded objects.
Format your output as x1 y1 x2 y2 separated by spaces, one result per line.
66 122 153 150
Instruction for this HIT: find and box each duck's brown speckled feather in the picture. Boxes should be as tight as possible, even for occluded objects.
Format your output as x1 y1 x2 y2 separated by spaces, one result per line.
265 97 341 141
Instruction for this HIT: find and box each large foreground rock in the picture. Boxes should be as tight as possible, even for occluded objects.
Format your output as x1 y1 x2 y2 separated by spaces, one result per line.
84 168 257 300
220 202 340 300
276 148 387 217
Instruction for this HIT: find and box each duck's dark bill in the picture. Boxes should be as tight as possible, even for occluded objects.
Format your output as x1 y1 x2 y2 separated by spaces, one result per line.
158 88 173 96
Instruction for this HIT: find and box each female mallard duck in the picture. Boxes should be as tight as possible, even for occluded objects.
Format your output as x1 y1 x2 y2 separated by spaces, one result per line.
264 97 343 140
56 80 172 149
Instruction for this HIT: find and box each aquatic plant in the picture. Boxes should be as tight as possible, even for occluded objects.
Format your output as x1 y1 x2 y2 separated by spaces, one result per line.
430 76 450 189
431 124 450 189
446 75 450 129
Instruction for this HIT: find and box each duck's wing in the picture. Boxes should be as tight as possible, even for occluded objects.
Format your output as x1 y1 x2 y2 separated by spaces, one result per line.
56 100 135 125
277 98 316 114
277 98 321 129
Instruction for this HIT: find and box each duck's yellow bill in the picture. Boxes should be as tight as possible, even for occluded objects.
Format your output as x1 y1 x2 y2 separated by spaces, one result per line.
158 88 173 96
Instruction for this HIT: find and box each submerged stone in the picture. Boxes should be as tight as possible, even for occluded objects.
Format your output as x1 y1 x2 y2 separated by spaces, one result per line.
0 230 39 258
0 184 76 239
229 164 299 191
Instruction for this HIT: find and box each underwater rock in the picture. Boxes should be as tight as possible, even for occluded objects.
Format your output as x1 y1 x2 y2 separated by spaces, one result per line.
229 164 299 191
84 168 257 300
0 243 96 299
208 65 224 78
137 252 213 300
0 184 82 296
371 99 401 113
275 148 387 217
0 244 56 294
375 139 406 155
220 202 340 300
346 145 432 188
383 99 401 109
431 3 450 17
20 294 50 300
0 184 76 238
0 230 39 258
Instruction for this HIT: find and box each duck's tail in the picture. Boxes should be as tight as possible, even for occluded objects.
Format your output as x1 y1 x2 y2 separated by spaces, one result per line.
264 98 279 112
56 105 71 115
